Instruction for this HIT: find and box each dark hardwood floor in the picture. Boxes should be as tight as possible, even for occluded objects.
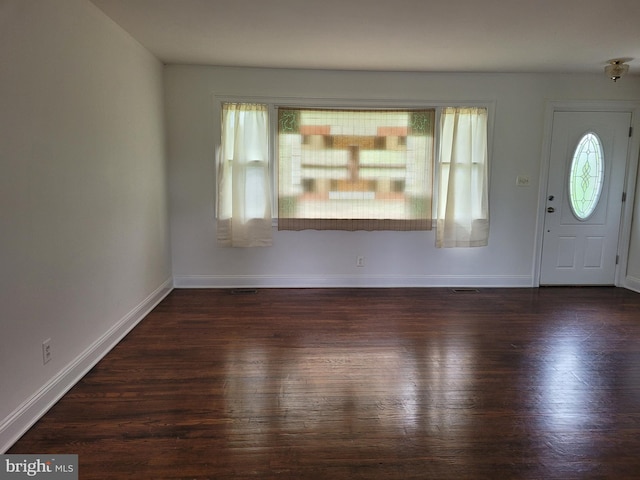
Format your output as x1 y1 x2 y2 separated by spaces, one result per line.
8 287 640 479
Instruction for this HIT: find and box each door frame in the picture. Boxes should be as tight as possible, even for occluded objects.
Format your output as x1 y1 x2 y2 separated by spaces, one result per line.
533 101 640 287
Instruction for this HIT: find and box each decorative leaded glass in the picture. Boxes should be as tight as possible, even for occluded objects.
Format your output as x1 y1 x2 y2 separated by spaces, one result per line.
278 109 300 134
409 111 431 135
568 132 604 220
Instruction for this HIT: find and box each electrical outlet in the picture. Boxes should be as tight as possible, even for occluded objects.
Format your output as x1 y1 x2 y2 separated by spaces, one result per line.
42 339 52 364
356 256 365 267
516 175 530 186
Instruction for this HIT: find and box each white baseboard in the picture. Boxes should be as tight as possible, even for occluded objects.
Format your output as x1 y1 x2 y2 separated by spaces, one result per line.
623 274 640 293
173 274 533 288
0 278 173 453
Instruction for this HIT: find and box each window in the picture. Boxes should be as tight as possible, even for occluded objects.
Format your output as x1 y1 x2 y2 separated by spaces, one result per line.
436 107 489 247
217 103 272 247
277 108 435 231
569 132 604 221
217 101 490 248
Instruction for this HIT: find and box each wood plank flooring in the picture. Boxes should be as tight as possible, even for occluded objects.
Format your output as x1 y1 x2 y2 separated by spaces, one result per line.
8 287 640 479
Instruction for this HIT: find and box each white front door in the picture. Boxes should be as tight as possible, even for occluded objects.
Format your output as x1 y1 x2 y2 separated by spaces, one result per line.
540 111 631 285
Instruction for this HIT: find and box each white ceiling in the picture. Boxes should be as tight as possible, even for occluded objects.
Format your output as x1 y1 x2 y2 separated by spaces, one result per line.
90 0 640 74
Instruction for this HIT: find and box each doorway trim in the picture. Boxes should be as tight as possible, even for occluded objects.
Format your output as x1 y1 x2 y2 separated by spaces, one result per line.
533 101 640 287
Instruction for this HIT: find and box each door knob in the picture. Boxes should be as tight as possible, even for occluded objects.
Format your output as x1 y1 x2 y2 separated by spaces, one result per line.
547 207 555 213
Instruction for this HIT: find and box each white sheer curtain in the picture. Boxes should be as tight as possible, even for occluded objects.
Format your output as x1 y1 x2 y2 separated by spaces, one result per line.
217 103 272 247
436 107 489 247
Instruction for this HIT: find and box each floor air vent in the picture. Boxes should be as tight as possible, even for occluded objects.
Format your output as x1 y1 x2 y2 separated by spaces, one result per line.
452 288 480 293
230 288 258 295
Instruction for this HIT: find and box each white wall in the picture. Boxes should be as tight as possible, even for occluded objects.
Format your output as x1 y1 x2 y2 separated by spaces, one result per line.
165 65 640 288
0 0 172 451
627 180 640 290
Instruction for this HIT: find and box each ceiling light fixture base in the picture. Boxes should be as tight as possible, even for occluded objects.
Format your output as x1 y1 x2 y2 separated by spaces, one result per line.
605 59 630 82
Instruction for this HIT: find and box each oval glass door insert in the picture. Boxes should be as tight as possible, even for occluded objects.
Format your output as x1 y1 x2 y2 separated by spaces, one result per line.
568 132 604 220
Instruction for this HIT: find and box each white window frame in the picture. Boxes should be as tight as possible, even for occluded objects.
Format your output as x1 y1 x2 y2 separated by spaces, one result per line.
214 96 495 227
